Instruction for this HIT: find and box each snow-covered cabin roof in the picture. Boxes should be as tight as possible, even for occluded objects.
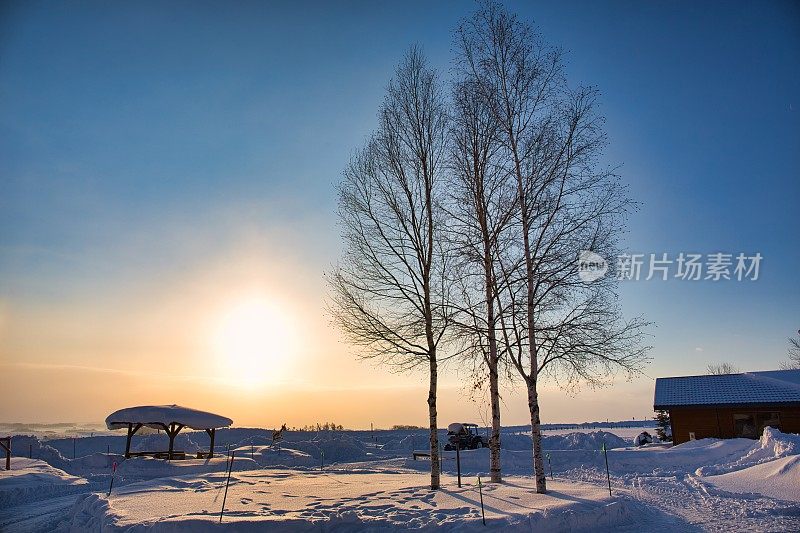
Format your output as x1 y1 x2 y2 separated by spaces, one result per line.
105 405 233 431
654 370 800 409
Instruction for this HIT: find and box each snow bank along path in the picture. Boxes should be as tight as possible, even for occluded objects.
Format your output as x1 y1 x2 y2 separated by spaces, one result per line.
0 458 89 507
700 427 800 503
703 454 800 503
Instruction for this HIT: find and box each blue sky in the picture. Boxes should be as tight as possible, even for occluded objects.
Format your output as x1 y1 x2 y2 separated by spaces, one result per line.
1 1 798 425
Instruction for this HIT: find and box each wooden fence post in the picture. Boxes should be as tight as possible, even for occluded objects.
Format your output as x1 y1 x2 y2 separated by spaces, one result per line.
0 437 11 470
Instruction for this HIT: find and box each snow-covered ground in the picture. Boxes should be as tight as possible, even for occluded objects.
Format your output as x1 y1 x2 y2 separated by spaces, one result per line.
68 469 630 531
1 425 799 531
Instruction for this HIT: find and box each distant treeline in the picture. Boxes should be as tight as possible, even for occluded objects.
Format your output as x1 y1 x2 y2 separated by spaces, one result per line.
291 423 346 432
285 420 654 432
282 423 424 432
539 419 658 430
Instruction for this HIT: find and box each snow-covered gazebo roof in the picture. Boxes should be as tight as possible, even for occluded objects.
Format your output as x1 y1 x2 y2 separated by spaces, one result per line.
105 404 233 431
106 404 232 459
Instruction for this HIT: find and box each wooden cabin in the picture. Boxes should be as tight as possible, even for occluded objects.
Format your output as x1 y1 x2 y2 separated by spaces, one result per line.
654 370 800 444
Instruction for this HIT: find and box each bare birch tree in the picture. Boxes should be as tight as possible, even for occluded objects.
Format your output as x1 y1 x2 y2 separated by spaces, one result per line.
457 2 651 493
327 47 451 490
707 362 740 375
447 79 517 482
780 331 800 370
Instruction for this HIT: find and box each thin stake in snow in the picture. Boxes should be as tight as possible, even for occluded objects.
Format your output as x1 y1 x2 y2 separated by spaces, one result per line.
456 442 462 488
320 451 324 470
602 442 612 497
107 461 117 496
546 453 552 480
219 451 235 523
477 476 486 525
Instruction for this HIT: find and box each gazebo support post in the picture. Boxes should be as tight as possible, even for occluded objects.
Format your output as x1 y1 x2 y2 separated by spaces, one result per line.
206 428 216 457
168 423 175 458
125 423 142 459
165 423 184 460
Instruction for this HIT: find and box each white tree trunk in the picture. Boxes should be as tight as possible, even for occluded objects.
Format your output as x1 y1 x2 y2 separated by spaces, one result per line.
428 355 440 490
527 378 547 493
512 138 547 494
484 250 502 483
488 356 502 482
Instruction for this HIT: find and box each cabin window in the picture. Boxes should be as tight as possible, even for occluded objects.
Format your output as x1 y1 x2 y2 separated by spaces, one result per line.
733 413 757 438
734 412 781 438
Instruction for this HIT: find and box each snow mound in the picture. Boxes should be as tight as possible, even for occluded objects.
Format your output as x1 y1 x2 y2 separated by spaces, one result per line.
284 434 370 464
132 432 203 454
5 435 126 479
67 492 117 531
464 431 628 452
696 427 800 476
6 435 68 463
703 454 800 503
67 452 126 476
381 433 431 453
234 445 316 467
544 431 628 451
101 455 261 489
0 458 89 507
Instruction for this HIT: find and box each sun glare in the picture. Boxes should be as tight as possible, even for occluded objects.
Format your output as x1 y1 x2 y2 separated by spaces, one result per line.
212 296 295 388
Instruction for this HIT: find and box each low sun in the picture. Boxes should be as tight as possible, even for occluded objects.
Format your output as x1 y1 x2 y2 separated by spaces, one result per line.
212 296 295 388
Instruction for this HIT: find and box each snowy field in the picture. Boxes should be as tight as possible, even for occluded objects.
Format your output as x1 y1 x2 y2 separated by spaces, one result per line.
1 425 799 531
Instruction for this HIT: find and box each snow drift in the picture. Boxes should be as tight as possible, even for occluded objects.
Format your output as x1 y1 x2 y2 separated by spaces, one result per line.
0 458 89 507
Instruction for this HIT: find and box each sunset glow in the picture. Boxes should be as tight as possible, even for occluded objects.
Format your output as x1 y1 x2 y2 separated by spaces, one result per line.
1 1 796 432
212 296 296 388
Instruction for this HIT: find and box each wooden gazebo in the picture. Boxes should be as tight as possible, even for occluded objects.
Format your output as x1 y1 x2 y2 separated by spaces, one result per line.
106 405 233 459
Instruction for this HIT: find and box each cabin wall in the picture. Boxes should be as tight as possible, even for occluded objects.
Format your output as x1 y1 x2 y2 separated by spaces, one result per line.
782 409 800 434
669 406 800 444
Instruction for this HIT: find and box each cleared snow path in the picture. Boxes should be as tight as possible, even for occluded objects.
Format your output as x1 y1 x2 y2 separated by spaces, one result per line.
561 468 800 531
0 493 87 533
